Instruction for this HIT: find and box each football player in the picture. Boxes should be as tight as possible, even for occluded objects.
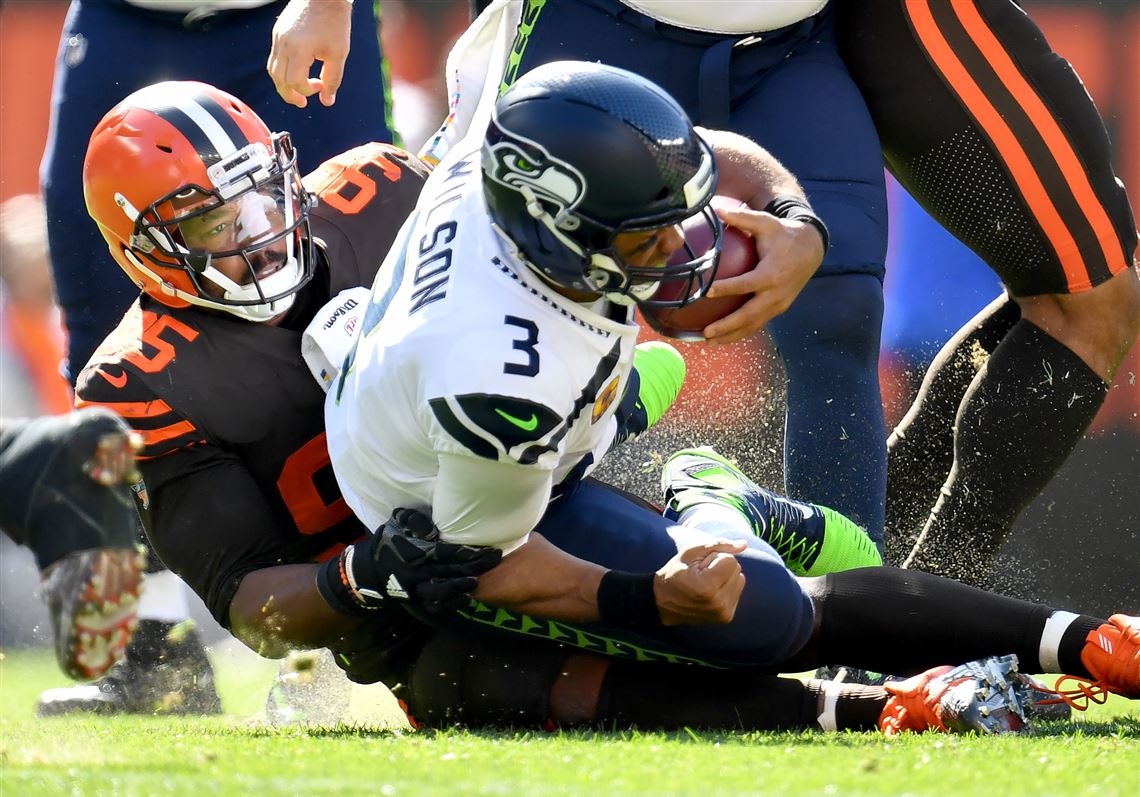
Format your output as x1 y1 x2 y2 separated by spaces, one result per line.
325 62 1137 719
290 0 1139 587
465 0 1140 584
61 78 1137 733
327 61 883 667
34 80 495 718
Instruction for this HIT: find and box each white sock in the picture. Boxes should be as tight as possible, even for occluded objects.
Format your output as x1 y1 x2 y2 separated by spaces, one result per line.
676 502 753 538
815 680 841 731
136 570 191 623
1038 610 1079 674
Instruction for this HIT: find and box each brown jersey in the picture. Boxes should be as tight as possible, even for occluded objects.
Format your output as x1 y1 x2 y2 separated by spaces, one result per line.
75 143 429 625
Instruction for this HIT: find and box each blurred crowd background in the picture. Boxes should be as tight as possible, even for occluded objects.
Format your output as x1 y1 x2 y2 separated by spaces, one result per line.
1 0 1136 646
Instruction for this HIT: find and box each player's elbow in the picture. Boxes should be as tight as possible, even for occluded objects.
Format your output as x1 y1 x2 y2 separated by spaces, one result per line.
227 572 295 659
228 598 291 660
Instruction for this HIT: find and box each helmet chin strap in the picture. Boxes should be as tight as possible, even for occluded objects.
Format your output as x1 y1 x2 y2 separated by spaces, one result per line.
201 256 303 322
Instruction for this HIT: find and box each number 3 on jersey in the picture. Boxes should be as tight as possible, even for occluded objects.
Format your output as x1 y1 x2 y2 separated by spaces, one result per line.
504 315 539 377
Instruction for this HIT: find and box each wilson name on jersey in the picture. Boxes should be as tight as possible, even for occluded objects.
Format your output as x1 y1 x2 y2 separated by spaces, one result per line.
327 140 639 535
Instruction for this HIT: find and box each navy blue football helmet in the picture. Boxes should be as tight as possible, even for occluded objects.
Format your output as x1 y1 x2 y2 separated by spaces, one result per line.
482 61 722 307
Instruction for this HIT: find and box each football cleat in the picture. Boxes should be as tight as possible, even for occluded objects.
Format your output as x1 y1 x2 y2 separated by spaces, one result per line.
879 655 1035 736
1028 614 1140 713
41 547 146 681
611 341 686 448
36 619 221 716
1081 614 1139 698
661 447 881 576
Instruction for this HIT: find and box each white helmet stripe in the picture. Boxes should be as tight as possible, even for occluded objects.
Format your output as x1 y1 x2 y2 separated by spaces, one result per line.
127 83 248 164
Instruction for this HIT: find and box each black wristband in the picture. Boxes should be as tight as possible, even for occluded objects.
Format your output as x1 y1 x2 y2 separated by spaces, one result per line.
763 195 830 254
316 550 375 617
596 570 664 630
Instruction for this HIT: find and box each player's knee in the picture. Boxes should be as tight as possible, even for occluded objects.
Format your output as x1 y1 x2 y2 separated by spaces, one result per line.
771 273 884 373
1102 266 1140 348
408 635 569 728
761 576 816 663
1019 266 1140 377
725 557 816 664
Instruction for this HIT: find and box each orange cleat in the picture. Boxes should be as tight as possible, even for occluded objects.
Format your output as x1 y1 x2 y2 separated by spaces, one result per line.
1022 615 1139 715
1081 614 1140 698
879 655 1032 736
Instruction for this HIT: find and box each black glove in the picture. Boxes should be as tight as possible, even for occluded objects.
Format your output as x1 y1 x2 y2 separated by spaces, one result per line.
317 508 502 616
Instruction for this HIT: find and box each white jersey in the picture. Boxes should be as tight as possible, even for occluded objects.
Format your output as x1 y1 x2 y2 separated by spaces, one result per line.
326 139 639 553
619 0 828 34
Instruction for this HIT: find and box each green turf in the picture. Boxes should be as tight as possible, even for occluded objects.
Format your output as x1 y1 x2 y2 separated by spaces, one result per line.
2 647 1137 797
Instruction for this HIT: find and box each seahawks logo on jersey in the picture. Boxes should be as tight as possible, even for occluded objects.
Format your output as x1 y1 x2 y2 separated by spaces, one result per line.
483 138 586 229
430 394 563 461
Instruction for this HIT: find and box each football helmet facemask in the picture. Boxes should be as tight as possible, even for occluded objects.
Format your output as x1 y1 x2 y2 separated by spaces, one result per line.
482 61 722 307
84 81 313 322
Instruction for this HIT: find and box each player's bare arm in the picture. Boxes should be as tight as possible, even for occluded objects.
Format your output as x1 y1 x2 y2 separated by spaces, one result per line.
471 532 747 626
229 564 362 658
431 456 746 627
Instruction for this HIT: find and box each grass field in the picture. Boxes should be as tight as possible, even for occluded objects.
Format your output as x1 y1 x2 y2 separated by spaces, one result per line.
2 645 1138 797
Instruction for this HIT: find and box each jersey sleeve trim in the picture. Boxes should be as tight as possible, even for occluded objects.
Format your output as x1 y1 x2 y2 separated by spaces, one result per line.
77 396 205 460
75 397 173 418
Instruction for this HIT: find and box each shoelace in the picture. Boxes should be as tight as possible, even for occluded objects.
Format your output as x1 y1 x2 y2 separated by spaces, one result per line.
1031 676 1112 711
764 522 819 573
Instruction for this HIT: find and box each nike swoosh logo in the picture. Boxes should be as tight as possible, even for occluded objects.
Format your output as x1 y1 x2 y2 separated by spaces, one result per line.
495 408 539 431
97 368 128 389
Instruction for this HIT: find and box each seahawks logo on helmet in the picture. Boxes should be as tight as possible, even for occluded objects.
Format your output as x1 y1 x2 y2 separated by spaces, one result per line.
483 138 586 231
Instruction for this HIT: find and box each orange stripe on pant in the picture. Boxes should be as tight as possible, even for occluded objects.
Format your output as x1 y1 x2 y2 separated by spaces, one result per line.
950 0 1128 278
905 0 1086 291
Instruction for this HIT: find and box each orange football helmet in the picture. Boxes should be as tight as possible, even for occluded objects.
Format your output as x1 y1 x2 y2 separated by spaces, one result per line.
83 81 313 322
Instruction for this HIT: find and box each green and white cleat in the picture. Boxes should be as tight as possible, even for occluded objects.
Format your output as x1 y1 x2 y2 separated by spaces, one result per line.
611 341 686 447
661 447 882 576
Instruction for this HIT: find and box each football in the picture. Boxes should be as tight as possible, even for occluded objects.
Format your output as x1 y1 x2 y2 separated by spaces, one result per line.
642 196 757 340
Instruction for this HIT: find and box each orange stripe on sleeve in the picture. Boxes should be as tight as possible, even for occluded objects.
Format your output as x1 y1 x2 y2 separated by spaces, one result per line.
905 0 1086 291
140 420 199 447
951 0 1128 278
75 397 175 419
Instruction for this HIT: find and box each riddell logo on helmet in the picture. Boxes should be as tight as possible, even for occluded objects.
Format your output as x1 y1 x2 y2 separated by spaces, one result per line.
323 297 360 330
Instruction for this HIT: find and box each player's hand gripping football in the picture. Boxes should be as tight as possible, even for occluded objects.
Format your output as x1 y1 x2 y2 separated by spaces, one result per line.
702 205 826 345
653 539 747 625
347 508 503 613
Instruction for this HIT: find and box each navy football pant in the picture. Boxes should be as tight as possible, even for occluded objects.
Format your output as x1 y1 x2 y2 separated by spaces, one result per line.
41 0 394 382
